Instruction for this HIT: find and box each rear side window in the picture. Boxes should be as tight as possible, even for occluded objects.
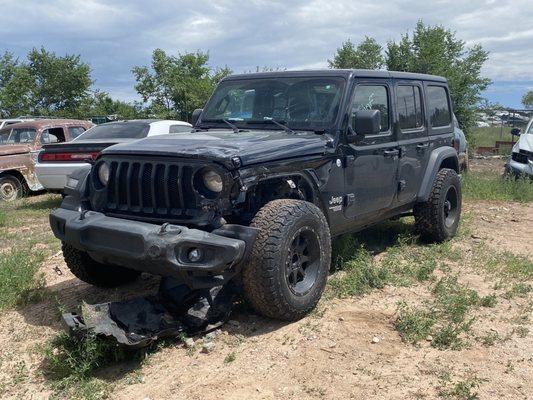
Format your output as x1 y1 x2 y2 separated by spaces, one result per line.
352 85 390 133
68 126 87 139
427 86 451 127
74 122 150 140
397 85 423 130
169 125 192 133
0 128 37 144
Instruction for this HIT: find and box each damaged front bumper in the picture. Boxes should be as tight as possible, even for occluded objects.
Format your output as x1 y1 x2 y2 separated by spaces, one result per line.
50 207 258 288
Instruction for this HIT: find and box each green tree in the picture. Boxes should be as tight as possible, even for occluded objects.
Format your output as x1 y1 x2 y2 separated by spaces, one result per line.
73 90 146 120
27 47 93 114
132 49 231 121
328 37 384 69
522 91 533 109
386 21 490 134
328 22 490 136
0 52 34 117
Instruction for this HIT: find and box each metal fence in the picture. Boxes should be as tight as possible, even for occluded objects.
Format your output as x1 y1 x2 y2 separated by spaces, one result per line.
474 109 532 155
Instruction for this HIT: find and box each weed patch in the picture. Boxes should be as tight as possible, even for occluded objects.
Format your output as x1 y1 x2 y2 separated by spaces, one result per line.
0 248 46 311
462 171 533 203
395 276 480 349
438 376 481 399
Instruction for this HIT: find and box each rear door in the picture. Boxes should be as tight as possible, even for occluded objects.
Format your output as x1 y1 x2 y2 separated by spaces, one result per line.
343 80 400 220
394 81 430 205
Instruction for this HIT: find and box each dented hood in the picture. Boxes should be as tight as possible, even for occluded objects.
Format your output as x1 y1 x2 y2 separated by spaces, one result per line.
102 129 329 167
517 133 533 153
0 144 31 156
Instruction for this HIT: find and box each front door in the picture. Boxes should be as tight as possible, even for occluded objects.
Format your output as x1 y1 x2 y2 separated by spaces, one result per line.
343 82 400 221
394 81 430 204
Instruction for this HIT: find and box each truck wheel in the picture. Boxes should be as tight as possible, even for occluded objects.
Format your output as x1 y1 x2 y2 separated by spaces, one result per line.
242 199 331 321
0 175 25 202
414 168 461 242
62 243 141 287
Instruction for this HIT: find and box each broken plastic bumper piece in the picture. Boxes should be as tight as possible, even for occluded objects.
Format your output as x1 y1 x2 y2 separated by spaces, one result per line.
49 208 258 286
63 280 236 348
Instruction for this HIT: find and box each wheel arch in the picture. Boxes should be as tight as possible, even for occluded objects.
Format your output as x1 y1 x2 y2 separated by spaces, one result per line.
417 146 459 202
240 171 329 222
0 169 27 185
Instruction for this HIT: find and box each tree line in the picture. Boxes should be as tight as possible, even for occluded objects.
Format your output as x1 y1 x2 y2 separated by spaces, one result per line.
2 21 528 135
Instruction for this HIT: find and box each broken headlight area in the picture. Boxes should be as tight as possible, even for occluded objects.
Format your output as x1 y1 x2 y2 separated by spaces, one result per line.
62 278 236 348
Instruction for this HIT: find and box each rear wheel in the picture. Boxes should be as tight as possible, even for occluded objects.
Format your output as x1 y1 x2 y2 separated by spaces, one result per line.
62 243 141 287
414 168 461 242
0 175 25 202
242 199 331 321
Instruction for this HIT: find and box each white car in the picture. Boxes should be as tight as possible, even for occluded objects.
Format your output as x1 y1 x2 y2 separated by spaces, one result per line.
36 119 192 191
506 118 533 178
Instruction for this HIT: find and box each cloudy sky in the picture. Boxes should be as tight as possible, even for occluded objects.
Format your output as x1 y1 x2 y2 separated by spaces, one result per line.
1 0 532 107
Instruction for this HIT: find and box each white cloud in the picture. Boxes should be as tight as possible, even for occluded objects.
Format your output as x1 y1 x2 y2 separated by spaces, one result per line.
0 0 531 105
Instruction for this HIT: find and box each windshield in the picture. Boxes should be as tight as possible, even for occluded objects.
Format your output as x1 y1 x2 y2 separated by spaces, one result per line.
74 122 150 141
202 77 345 131
527 120 533 134
0 128 37 145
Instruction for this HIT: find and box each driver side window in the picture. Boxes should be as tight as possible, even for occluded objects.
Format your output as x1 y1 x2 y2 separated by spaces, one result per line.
351 85 390 133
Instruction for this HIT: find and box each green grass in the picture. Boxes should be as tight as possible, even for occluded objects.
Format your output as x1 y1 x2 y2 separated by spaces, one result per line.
0 209 6 227
471 126 519 151
473 247 533 280
0 248 46 311
41 333 128 400
395 276 480 350
438 377 481 400
462 171 533 203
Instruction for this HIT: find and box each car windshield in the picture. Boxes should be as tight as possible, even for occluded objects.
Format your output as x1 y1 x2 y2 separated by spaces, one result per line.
527 121 533 134
202 77 345 131
0 128 37 145
74 122 150 141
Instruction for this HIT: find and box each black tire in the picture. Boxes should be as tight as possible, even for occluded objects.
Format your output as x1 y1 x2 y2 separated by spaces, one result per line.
62 242 141 287
414 168 462 242
242 199 331 321
0 175 25 202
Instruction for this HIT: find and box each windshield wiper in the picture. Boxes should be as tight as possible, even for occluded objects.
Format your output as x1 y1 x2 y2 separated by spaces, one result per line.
263 118 294 134
221 118 240 133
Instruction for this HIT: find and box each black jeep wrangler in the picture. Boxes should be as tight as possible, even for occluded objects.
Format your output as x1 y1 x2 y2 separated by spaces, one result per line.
50 70 461 321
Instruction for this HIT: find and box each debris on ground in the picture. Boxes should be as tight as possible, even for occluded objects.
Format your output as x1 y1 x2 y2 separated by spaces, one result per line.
62 279 236 348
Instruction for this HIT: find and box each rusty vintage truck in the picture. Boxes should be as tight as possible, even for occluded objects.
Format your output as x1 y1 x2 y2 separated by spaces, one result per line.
0 119 93 201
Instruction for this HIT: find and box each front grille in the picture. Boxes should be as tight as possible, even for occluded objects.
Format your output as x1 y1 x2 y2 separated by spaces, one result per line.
103 158 197 220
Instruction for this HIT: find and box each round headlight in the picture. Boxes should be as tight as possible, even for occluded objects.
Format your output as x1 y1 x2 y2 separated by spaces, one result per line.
97 162 110 186
203 170 223 193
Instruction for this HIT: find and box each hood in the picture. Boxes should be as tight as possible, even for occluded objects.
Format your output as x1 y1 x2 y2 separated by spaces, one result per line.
102 129 330 167
517 133 533 153
0 144 31 156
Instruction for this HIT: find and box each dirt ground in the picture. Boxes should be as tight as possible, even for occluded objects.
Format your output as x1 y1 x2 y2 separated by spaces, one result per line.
0 159 531 400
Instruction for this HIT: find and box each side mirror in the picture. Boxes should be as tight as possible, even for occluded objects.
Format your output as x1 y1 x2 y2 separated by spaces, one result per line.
348 109 381 143
49 134 58 143
510 128 521 136
192 109 203 126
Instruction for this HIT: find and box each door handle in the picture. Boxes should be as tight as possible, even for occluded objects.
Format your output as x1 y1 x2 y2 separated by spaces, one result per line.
383 149 400 158
416 143 429 150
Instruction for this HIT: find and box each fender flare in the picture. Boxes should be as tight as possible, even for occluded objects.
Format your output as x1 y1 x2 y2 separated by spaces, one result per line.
417 146 459 202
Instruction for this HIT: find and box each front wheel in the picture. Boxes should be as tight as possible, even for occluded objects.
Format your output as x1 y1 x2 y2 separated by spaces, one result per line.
242 199 331 321
62 243 141 287
0 175 26 202
414 168 462 242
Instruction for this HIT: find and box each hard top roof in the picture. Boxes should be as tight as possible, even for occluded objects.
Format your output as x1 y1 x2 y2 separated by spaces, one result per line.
223 69 447 83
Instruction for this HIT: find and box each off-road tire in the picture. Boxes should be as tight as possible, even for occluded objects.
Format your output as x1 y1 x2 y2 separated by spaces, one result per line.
0 174 26 202
242 199 331 321
62 242 141 287
414 168 461 242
